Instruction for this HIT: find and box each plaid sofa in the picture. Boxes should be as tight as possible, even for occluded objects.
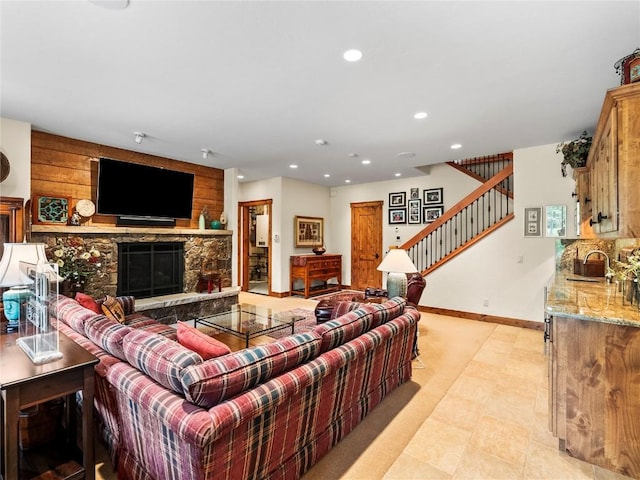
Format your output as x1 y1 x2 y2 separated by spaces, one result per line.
51 294 420 480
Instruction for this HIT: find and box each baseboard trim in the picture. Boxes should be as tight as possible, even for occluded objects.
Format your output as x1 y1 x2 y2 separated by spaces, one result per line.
416 305 543 331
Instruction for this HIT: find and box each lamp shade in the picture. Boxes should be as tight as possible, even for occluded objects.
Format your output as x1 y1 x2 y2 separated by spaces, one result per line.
376 248 417 273
0 243 49 287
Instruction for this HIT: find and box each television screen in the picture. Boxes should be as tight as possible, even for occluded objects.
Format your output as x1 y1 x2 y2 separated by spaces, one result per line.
96 158 195 220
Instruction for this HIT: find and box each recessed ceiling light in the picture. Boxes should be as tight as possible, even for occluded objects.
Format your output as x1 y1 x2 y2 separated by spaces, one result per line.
397 152 415 158
237 174 245 179
324 174 330 178
289 164 298 169
345 179 352 183
343 49 363 62
413 112 428 120
395 173 402 177
450 144 462 149
348 153 358 158
362 159 371 165
315 139 328 146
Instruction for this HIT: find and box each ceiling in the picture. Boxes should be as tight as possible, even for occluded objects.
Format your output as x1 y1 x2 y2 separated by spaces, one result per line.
1 1 639 187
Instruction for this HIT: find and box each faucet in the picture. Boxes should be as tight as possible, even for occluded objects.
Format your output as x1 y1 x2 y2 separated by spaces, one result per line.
584 250 612 283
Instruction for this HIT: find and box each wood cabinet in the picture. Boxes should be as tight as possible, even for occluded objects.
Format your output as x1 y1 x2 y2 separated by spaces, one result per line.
580 82 640 237
290 254 342 298
547 314 640 477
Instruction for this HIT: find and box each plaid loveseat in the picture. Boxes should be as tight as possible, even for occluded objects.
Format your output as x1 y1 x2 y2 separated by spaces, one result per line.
51 295 419 480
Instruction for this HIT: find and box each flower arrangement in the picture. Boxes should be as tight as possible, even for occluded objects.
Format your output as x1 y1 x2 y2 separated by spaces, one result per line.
49 238 104 281
556 131 592 177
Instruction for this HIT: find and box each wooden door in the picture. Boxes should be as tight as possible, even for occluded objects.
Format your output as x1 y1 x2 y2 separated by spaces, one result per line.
350 201 383 291
0 197 24 258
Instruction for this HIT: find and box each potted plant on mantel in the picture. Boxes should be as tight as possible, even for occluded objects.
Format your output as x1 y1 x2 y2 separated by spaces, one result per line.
556 130 593 177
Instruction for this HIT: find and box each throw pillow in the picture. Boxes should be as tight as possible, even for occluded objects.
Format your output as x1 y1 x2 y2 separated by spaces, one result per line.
176 322 231 360
101 295 126 323
75 292 101 314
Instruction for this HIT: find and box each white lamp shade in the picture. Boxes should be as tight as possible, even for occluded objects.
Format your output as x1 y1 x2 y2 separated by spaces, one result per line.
377 248 417 273
0 243 49 287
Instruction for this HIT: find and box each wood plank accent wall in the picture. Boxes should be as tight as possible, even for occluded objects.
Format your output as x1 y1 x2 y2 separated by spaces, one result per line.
31 132 224 229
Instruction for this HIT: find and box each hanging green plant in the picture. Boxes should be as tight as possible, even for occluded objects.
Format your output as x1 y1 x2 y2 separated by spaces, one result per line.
556 131 592 177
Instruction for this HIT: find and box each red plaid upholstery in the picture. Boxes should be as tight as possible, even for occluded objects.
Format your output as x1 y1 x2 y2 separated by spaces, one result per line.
107 311 419 480
52 292 420 479
85 316 133 361
123 330 203 393
181 332 321 408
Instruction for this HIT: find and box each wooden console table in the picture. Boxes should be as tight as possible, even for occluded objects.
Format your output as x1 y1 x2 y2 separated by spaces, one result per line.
290 254 342 298
0 332 98 480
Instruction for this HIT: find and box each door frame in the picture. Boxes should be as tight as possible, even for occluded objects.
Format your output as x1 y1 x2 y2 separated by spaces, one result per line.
238 199 273 294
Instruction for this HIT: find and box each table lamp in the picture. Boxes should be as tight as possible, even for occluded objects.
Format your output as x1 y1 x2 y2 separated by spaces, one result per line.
376 247 418 299
0 243 49 328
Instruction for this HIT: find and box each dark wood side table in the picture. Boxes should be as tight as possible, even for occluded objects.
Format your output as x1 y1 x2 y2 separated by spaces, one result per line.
290 254 342 298
0 332 98 480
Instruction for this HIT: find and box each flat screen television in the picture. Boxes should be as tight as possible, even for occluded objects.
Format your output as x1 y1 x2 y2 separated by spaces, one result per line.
96 158 195 220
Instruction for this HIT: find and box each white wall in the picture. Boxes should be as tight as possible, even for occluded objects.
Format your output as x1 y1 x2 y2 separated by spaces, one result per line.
239 176 331 292
239 144 573 322
327 143 575 323
0 117 31 201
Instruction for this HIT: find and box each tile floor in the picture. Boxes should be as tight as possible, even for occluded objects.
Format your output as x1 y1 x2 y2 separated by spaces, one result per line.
383 324 633 480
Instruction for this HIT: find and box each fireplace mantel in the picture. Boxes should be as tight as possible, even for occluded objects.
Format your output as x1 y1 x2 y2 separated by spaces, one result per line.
32 225 231 236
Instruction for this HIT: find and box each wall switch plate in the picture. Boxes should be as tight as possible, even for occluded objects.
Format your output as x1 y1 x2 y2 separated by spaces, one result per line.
483 298 489 307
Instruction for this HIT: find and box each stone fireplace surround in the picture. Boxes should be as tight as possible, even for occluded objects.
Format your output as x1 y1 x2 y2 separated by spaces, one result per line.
31 225 238 323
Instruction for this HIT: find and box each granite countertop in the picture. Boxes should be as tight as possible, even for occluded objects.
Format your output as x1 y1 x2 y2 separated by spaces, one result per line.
546 274 640 327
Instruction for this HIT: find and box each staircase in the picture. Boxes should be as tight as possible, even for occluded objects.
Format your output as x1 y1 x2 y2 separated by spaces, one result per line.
402 153 514 275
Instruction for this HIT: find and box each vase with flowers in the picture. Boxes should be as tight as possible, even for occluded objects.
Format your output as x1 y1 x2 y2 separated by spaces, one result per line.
556 131 592 177
49 238 105 297
613 249 640 306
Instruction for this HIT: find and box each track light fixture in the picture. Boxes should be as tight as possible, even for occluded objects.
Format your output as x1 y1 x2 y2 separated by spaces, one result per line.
133 132 145 144
201 149 211 159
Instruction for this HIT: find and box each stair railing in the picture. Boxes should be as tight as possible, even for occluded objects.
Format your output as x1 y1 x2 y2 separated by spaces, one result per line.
401 162 514 275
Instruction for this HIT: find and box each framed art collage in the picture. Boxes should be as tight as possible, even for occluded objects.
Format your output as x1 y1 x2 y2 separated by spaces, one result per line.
388 188 445 224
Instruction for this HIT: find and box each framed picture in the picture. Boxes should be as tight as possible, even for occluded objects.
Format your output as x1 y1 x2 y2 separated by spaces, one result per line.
423 205 444 223
545 205 567 237
389 192 406 207
408 199 422 224
294 215 324 247
423 188 443 205
32 195 70 225
410 187 420 200
389 208 407 224
524 207 542 237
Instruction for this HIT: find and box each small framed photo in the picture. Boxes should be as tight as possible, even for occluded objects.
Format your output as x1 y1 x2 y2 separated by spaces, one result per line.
408 199 422 224
524 207 542 237
294 215 324 247
423 206 444 223
423 188 443 205
410 187 420 200
389 192 407 207
32 195 70 225
389 208 407 224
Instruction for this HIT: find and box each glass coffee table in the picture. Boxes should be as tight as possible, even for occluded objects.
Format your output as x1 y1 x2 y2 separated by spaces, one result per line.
194 304 306 348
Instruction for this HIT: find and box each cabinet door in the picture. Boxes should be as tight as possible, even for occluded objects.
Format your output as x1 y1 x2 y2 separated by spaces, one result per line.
590 111 618 233
574 170 593 236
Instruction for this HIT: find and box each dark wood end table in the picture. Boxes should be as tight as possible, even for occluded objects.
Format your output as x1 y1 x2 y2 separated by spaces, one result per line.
0 332 98 480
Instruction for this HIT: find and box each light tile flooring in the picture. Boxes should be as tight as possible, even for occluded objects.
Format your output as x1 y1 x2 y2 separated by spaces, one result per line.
384 324 633 480
94 294 635 479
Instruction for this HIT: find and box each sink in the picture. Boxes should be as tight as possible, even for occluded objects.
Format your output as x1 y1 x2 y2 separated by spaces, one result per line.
566 277 601 283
